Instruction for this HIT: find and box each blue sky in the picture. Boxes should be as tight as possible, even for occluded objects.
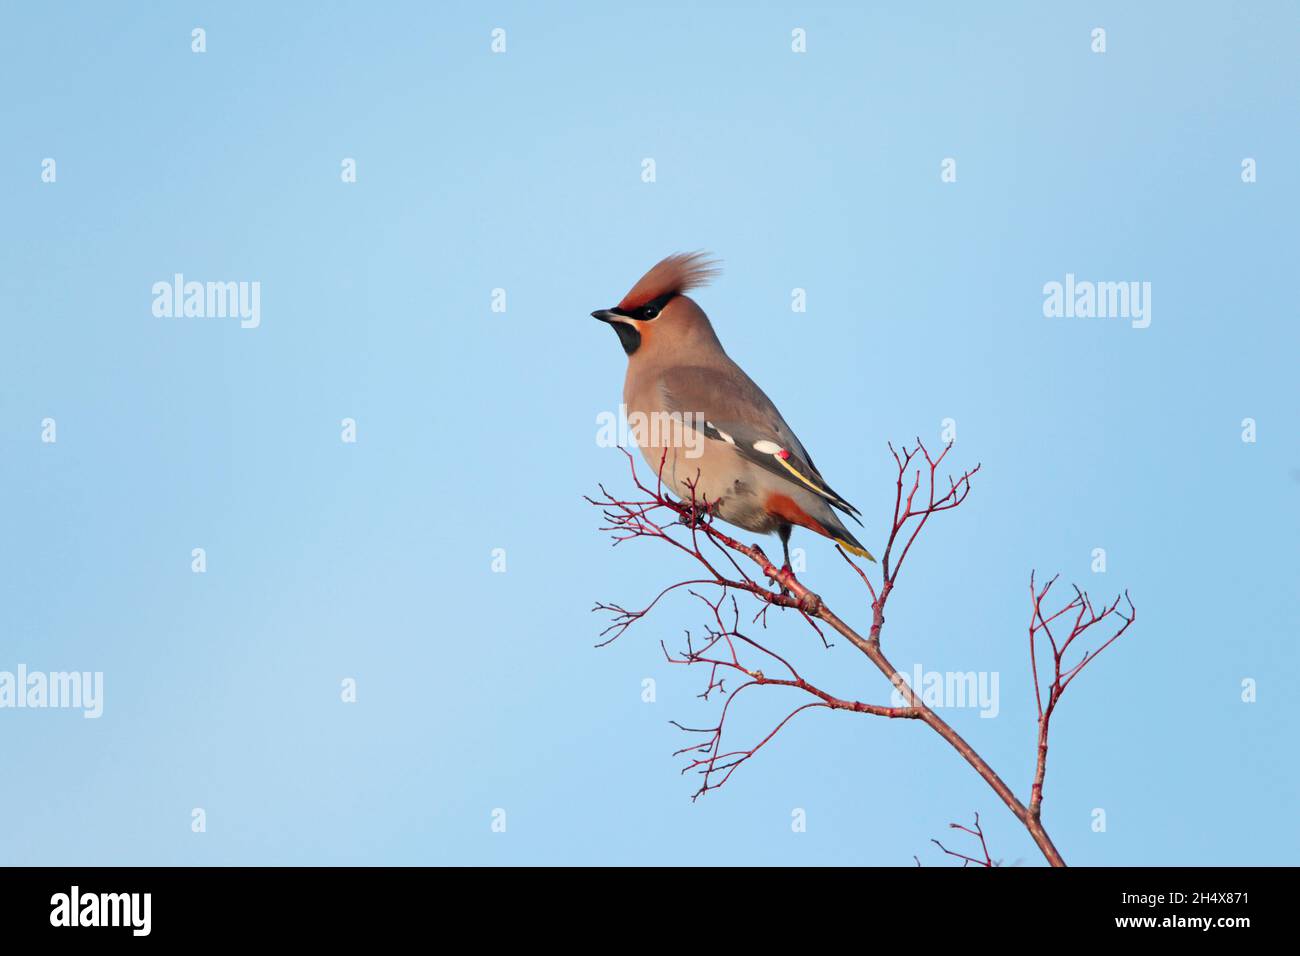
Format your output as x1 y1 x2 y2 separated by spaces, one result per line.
1 1 1296 865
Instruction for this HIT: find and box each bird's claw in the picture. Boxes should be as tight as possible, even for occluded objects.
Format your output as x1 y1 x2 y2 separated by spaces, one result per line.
767 562 795 598
677 501 714 529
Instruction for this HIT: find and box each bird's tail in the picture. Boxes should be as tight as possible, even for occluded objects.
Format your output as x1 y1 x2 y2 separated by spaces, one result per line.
823 513 876 563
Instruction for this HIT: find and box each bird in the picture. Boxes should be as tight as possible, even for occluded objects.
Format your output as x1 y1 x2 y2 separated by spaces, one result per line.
592 252 875 571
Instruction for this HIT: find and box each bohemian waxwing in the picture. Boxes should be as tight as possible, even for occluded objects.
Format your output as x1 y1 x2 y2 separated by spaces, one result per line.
592 252 875 567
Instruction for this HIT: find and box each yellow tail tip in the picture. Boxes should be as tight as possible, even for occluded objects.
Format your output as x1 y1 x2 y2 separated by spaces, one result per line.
836 539 877 562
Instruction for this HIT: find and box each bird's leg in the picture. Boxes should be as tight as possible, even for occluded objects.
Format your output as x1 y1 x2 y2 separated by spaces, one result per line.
774 524 795 597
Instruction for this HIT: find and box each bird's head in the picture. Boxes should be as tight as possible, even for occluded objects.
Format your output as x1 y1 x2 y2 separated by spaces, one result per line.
592 252 722 358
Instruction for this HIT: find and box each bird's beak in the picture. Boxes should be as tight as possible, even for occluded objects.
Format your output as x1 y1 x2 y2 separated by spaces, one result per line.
591 309 619 323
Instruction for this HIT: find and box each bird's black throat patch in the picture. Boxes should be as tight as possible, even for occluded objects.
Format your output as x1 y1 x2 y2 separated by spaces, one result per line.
609 322 641 355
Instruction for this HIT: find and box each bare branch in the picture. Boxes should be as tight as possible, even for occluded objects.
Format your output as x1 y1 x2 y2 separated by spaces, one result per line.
589 441 1135 866
929 813 997 867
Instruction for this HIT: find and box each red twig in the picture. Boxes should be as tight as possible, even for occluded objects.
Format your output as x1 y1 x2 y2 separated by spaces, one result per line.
659 589 919 799
1027 572 1135 822
929 813 997 867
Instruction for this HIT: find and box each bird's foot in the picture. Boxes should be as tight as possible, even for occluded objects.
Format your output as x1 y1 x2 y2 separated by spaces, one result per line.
677 501 714 529
765 561 795 598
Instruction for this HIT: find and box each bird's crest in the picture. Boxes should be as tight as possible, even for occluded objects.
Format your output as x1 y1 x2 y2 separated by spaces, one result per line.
618 252 721 310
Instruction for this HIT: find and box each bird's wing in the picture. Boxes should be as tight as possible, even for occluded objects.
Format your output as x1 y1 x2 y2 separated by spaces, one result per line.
658 364 863 522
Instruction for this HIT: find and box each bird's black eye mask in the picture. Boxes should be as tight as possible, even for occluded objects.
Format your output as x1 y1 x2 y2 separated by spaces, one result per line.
594 292 676 355
608 291 677 322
